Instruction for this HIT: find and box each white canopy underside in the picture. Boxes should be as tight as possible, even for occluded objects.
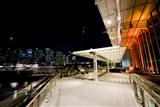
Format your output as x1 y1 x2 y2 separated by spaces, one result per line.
73 46 127 63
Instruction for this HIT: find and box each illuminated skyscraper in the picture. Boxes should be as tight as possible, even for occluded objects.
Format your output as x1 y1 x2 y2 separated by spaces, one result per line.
45 48 53 65
55 51 64 65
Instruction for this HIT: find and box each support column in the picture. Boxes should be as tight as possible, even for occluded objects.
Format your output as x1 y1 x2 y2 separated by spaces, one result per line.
141 31 149 72
93 54 98 81
144 30 154 73
150 13 160 57
147 20 159 74
107 60 110 72
138 37 145 71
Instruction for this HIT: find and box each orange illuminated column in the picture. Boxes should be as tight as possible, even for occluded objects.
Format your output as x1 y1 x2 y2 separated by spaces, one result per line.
133 47 137 67
143 29 154 72
147 20 159 74
134 45 139 68
137 37 145 71
133 46 137 66
130 47 135 67
141 30 150 71
133 45 139 68
134 36 142 69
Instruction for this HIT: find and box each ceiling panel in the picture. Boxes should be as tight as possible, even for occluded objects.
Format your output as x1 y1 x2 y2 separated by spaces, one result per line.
96 0 158 48
132 6 144 22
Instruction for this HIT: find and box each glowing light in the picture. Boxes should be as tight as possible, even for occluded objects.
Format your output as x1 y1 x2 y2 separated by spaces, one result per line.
32 82 37 87
129 66 134 71
9 37 13 41
90 48 93 51
10 82 18 88
106 20 112 25
110 37 115 40
117 16 121 21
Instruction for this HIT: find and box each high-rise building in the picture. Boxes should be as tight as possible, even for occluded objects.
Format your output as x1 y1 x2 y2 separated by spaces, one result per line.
55 51 64 65
33 48 44 64
45 48 53 65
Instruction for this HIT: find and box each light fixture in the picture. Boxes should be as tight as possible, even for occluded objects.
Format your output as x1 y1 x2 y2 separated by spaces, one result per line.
106 20 112 25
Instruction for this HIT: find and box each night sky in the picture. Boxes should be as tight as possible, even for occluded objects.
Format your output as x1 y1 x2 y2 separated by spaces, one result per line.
0 0 111 52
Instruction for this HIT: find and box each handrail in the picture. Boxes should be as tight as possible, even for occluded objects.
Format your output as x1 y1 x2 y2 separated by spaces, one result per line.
25 74 58 107
0 72 58 107
0 76 47 107
130 74 160 107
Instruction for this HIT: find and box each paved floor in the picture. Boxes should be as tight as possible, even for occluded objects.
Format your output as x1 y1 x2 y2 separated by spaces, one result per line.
98 73 130 84
40 77 141 107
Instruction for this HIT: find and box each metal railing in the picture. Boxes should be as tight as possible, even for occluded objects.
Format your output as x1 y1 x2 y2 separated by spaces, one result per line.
0 76 48 107
0 73 58 107
130 74 160 107
25 74 58 107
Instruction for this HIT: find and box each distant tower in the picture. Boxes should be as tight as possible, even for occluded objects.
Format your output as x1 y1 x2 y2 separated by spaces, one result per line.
45 48 53 65
55 51 64 65
34 48 44 64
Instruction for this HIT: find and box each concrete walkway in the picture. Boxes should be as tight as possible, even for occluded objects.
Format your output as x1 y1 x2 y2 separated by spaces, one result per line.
98 73 130 84
40 78 141 107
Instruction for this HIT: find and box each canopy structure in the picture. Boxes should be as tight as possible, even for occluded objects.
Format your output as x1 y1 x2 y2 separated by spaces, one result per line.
73 46 127 63
96 0 157 47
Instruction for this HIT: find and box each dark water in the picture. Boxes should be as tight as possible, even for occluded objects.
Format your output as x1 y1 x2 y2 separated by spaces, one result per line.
0 71 42 101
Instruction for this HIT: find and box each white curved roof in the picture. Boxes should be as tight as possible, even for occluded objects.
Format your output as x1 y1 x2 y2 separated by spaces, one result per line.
73 46 127 63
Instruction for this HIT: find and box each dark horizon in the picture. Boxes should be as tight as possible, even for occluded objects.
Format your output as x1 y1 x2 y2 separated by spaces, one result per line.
0 0 111 52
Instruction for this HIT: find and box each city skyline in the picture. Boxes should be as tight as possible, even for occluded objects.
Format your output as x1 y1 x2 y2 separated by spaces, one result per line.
0 47 92 66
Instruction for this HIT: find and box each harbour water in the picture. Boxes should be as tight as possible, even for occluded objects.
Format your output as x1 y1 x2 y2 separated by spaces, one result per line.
0 70 43 101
